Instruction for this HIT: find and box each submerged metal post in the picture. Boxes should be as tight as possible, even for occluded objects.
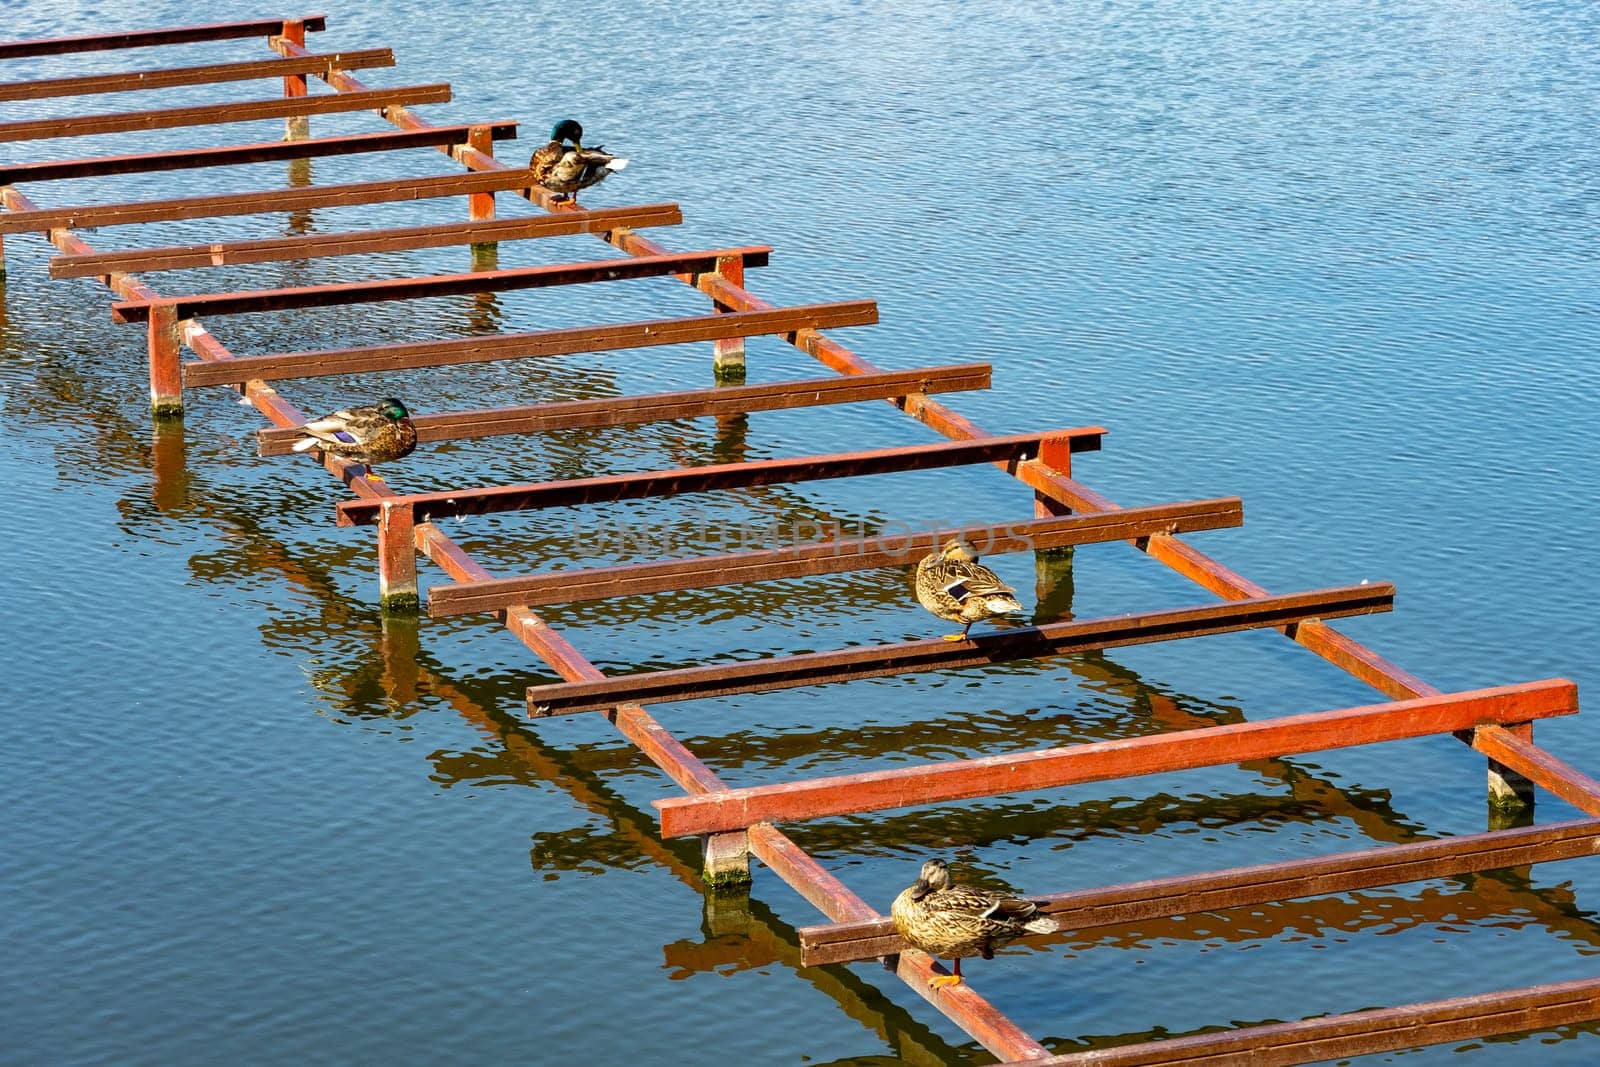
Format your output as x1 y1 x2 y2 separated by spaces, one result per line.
1032 435 1076 619
280 20 309 140
1487 721 1537 819
701 830 751 888
712 254 746 383
377 500 420 612
147 301 183 418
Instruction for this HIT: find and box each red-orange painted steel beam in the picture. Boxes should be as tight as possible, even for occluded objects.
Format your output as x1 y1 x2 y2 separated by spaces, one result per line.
338 428 1100 527
529 584 1394 716
261 362 991 455
185 300 881 388
0 16 327 59
653 680 1575 837
798 816 1600 966
1 123 518 185
0 83 452 143
1034 974 1600 1066
111 245 773 322
0 166 531 234
1474 725 1600 815
0 49 394 102
431 497 1243 616
48 203 677 277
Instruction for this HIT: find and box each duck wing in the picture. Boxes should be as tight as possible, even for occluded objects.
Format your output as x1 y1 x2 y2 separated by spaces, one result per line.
529 139 565 183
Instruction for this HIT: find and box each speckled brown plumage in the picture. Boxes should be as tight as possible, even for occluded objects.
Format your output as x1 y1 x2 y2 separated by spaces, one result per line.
891 858 1058 989
913 538 1024 640
291 398 418 469
529 118 628 204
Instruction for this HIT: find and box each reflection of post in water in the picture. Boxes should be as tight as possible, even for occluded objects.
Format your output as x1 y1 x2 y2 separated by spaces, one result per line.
466 241 502 334
379 611 422 706
711 411 749 466
1032 487 1076 624
285 157 314 236
150 418 189 514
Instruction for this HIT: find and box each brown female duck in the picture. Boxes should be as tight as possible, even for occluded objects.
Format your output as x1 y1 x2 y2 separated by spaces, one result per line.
913 538 1024 640
891 858 1058 989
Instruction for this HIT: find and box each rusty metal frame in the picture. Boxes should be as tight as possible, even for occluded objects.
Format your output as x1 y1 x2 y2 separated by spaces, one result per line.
259 363 994 455
4 20 1599 1065
0 164 521 232
0 17 326 59
0 83 453 142
182 300 880 387
652 680 1574 836
425 497 1243 615
334 429 1101 526
527 584 1397 716
799 815 1600 966
1 123 518 185
109 245 773 322
48 202 679 277
0 49 394 102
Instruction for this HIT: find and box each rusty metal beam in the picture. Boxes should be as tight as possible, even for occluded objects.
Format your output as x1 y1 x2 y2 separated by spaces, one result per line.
653 680 1573 837
48 203 678 277
1474 725 1600 815
1034 974 1600 1066
1 123 518 185
111 245 773 321
261 362 990 455
0 16 327 59
184 300 880 387
338 428 1100 527
431 497 1243 616
0 166 530 234
0 50 394 103
528 583 1395 717
0 83 452 144
798 817 1600 966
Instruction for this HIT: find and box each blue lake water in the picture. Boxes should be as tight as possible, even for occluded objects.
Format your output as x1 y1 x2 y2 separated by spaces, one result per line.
3 2 1599 1063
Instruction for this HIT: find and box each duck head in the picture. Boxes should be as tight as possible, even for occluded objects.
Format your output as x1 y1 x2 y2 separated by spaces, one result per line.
550 118 584 148
909 858 952 900
939 538 978 562
378 398 411 421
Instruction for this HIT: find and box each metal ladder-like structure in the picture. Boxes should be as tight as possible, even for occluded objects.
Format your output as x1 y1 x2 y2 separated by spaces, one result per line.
5 16 1600 1064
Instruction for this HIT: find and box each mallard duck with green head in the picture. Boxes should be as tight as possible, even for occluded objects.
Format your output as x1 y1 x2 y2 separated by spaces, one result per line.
529 118 628 206
913 538 1024 641
291 398 418 481
891 858 1059 990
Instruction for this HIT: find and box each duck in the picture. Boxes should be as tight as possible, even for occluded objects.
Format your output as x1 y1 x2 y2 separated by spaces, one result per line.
529 118 628 206
891 858 1059 990
913 538 1024 641
291 397 418 480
